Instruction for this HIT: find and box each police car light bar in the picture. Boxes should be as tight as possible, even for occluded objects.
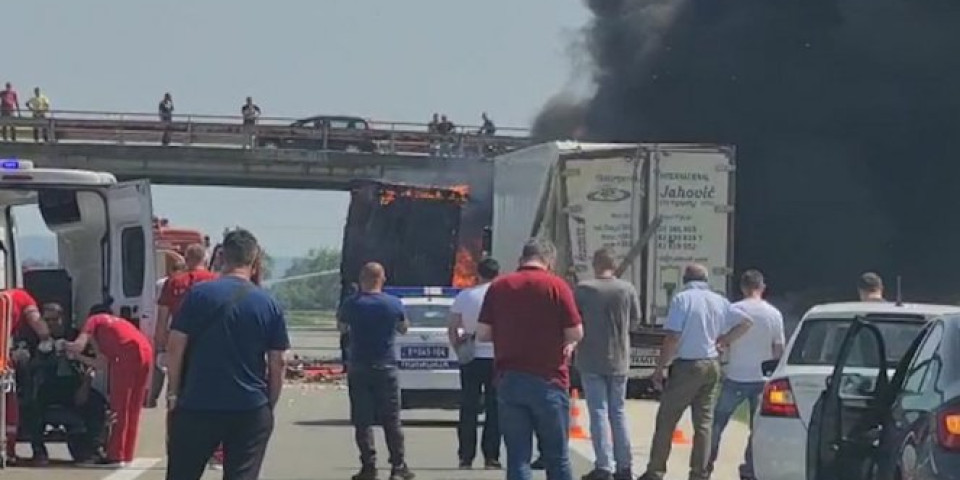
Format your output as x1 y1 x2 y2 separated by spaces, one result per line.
1 159 33 170
383 286 461 298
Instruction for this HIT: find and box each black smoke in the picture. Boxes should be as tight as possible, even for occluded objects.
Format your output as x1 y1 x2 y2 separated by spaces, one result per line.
536 0 960 307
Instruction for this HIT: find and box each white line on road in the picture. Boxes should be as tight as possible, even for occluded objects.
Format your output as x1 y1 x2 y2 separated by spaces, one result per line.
102 457 163 480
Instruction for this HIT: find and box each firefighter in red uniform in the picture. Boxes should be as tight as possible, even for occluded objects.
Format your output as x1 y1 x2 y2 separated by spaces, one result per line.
66 304 153 467
2 288 50 464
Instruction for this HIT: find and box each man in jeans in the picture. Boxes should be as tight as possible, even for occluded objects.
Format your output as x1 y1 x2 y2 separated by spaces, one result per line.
575 249 641 480
164 229 289 480
477 238 583 480
708 270 785 480
448 258 502 470
638 264 752 480
339 262 415 480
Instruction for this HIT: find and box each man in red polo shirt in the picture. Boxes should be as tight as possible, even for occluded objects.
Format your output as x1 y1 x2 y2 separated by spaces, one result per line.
476 238 583 480
2 288 50 463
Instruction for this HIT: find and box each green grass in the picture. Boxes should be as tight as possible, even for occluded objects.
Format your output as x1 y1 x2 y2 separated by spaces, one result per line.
286 310 337 328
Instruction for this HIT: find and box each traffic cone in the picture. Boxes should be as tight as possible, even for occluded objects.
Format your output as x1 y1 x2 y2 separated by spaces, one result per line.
568 389 589 440
671 428 690 445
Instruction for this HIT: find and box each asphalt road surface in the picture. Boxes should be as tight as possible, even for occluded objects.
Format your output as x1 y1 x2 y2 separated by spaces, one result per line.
1 328 748 480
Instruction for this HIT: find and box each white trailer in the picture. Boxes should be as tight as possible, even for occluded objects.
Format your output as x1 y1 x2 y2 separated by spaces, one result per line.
490 142 736 391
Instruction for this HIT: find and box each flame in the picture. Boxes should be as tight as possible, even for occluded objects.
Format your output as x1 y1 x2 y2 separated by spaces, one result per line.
452 247 478 288
378 184 470 206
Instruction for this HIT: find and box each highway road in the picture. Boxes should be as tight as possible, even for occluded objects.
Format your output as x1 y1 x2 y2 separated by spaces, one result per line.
1 328 751 480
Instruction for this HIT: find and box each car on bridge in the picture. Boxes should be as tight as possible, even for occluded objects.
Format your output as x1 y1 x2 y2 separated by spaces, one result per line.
256 115 377 153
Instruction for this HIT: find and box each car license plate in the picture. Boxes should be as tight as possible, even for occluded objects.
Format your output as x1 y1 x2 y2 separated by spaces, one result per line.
400 345 449 359
631 347 659 367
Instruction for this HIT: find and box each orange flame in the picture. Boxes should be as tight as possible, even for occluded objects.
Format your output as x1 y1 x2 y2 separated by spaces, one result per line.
452 247 478 288
378 184 470 206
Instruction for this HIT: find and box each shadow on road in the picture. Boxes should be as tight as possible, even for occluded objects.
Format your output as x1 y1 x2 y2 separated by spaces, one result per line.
295 419 460 428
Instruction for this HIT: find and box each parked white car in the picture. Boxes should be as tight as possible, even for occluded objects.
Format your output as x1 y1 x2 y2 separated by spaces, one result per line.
750 301 960 480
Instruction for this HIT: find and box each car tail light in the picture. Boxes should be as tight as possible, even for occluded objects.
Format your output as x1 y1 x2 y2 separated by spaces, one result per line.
760 378 799 418
937 407 960 451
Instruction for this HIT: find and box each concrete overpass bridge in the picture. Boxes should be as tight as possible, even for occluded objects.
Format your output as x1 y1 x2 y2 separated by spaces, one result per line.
0 110 529 189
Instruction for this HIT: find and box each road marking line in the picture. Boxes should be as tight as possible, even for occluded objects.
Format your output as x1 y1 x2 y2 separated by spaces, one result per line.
102 457 162 480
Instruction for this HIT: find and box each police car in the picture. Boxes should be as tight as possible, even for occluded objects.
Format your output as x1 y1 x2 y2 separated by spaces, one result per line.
385 287 462 410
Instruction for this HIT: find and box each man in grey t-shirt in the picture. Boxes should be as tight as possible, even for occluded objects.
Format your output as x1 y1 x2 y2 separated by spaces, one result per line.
574 248 641 480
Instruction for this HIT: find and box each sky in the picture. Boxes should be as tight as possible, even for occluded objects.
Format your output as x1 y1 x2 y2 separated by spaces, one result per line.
4 0 590 257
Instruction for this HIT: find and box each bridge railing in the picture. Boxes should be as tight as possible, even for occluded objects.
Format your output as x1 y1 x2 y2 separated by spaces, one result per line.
0 110 532 157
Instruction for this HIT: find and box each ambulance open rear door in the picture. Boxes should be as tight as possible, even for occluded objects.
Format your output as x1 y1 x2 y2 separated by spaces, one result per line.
104 180 157 341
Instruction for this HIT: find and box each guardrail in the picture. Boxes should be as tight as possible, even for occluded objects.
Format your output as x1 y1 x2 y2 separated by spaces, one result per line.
0 110 532 157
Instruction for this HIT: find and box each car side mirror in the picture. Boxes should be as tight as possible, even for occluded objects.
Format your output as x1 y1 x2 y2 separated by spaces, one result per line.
761 359 778 377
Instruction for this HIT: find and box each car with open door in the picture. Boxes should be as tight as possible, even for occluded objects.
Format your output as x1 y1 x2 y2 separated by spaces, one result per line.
806 314 960 480
751 302 960 480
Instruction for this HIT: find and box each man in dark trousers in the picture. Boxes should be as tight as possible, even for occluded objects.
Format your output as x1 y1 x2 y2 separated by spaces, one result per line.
339 262 415 480
163 229 289 480
448 258 502 470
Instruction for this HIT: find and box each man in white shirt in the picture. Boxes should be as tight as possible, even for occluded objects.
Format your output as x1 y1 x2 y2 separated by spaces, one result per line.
447 258 501 470
708 269 785 480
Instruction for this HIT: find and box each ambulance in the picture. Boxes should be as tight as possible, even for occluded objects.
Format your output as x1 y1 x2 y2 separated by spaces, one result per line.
0 159 157 391
386 286 462 410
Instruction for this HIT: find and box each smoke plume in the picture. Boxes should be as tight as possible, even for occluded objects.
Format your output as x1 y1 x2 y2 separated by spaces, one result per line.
537 0 960 304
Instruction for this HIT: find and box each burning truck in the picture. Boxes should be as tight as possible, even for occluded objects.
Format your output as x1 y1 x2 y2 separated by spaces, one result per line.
338 180 480 295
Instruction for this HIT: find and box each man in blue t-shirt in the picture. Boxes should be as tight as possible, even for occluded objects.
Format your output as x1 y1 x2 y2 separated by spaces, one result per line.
164 228 290 480
339 262 414 480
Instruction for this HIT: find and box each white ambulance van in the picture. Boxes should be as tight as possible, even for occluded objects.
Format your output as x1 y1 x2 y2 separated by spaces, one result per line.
0 159 157 393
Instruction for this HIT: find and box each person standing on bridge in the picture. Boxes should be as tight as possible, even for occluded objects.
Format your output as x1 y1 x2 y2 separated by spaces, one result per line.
163 229 288 480
575 248 641 480
0 82 21 142
339 262 415 480
477 238 583 480
241 96 261 149
25 87 50 143
159 93 174 146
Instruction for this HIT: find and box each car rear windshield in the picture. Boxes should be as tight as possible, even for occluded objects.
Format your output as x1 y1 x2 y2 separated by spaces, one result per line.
403 304 451 328
787 317 926 367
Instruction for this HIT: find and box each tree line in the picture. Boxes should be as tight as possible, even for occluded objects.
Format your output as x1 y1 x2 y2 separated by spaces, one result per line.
266 247 341 312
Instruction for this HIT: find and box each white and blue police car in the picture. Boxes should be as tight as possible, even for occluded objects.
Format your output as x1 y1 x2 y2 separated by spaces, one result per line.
385 286 463 410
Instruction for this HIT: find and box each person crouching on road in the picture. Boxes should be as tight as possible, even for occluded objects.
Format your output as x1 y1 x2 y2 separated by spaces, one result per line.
707 270 785 480
476 238 584 480
448 257 502 470
339 262 415 480
2 287 51 464
66 304 153 468
638 264 753 480
575 249 642 480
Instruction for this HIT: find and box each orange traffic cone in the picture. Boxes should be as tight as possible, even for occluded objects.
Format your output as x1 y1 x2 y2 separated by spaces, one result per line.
671 428 690 445
568 389 590 440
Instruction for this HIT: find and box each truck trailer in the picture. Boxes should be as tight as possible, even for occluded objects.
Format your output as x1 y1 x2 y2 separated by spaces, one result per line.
489 142 735 394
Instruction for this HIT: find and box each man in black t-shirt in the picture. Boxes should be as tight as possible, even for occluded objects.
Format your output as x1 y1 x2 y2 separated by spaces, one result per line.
159 93 174 146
